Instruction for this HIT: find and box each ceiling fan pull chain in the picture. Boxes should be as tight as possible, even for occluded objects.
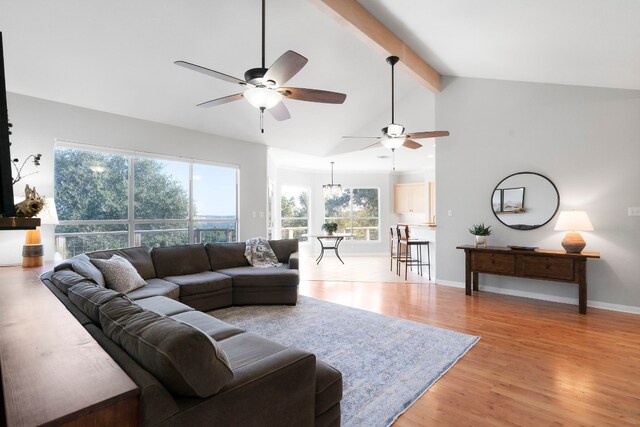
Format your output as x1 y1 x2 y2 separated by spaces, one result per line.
260 107 265 133
392 148 396 171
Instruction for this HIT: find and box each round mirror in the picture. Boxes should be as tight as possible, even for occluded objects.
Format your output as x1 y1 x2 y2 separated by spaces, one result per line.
491 172 560 230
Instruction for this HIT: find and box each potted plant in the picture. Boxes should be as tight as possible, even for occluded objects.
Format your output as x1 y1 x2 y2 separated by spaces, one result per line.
469 223 492 248
321 222 338 236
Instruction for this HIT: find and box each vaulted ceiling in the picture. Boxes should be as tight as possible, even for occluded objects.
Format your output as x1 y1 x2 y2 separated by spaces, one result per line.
1 0 638 172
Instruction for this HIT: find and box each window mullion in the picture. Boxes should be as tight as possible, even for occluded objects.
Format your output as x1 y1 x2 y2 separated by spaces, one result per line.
128 156 135 246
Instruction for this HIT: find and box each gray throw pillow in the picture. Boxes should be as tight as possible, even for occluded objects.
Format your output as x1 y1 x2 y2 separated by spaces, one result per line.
100 297 233 397
71 253 106 287
91 254 147 293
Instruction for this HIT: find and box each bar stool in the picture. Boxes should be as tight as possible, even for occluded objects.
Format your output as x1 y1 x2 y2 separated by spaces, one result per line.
397 225 431 280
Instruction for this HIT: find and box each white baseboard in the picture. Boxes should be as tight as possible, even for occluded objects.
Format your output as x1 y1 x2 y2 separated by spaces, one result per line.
435 280 640 315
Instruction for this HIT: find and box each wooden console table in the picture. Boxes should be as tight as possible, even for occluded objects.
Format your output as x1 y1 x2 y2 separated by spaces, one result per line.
0 265 139 426
456 246 600 314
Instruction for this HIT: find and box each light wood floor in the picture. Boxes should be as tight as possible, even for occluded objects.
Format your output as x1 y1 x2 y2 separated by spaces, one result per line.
299 257 640 426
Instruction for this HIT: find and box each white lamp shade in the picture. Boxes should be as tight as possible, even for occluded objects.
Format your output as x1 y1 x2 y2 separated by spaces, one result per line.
381 137 405 150
243 87 282 109
554 210 593 231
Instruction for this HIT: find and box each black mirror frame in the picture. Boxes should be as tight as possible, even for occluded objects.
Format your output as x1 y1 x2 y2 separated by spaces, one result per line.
491 171 560 231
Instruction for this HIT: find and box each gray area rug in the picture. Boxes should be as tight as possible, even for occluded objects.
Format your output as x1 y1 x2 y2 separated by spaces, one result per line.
211 296 479 427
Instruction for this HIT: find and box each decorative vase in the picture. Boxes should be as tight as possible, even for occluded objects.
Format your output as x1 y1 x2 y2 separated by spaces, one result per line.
325 230 334 236
474 235 488 248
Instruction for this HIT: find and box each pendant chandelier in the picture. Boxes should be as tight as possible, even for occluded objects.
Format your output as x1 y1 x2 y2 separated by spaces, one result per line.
322 162 342 195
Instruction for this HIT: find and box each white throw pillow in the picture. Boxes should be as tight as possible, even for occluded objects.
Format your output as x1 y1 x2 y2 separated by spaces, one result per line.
91 254 146 293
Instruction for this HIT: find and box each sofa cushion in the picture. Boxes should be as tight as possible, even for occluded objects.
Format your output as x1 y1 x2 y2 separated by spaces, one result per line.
100 297 233 398
151 244 211 278
315 360 343 416
172 310 244 341
215 266 299 288
50 269 96 295
218 332 289 370
87 246 156 280
164 271 232 297
205 242 250 270
126 278 180 301
269 239 299 264
68 283 122 323
91 255 147 293
135 296 193 317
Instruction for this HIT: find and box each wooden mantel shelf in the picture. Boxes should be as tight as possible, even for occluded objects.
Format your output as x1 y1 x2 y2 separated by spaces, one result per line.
0 217 40 230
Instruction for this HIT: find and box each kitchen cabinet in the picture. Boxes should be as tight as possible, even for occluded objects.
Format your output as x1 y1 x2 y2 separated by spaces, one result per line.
394 183 425 214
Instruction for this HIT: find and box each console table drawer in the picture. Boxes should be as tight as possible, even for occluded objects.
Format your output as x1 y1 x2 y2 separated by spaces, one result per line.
473 253 515 274
522 256 574 281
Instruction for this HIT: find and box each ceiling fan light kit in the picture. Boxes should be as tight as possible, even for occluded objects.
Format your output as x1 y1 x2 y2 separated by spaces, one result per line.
243 87 282 109
174 0 346 133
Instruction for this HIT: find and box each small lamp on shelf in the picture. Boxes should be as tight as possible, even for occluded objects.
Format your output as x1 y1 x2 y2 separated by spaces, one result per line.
19 198 58 267
553 210 593 253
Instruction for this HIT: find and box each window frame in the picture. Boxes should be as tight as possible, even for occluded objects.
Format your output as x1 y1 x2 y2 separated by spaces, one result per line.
323 186 380 242
279 184 311 243
53 140 239 255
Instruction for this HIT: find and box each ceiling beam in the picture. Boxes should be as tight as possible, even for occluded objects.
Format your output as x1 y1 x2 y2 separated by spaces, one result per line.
316 0 440 92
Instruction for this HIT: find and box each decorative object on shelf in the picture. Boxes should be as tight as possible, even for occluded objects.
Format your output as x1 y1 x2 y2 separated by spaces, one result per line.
321 222 338 236
174 0 346 133
14 185 45 218
554 210 593 253
19 197 58 268
491 172 559 230
507 245 538 251
322 162 342 195
469 223 491 248
11 153 42 186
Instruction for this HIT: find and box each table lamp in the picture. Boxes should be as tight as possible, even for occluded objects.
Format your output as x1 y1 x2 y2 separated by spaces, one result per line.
553 210 593 253
19 198 59 267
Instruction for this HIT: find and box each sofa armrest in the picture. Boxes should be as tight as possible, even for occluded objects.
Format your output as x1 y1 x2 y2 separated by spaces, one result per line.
288 252 299 270
171 347 316 426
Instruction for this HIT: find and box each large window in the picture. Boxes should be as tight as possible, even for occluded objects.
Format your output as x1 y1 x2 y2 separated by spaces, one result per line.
280 186 309 241
324 188 379 241
54 144 238 258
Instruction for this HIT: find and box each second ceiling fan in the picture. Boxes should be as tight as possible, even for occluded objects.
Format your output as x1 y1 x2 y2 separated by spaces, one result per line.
174 0 346 133
343 56 449 150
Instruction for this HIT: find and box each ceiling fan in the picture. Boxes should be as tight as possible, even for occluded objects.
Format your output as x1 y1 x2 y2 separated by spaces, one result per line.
174 0 346 133
343 56 449 150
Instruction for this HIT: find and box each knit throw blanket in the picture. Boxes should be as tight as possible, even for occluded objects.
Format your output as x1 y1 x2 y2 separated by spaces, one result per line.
244 237 282 268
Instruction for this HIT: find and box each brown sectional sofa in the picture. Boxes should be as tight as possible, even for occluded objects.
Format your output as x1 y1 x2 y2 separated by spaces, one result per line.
40 239 342 427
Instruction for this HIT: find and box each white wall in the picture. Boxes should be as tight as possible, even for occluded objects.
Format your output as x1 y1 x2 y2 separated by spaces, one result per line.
2 93 268 265
436 76 640 311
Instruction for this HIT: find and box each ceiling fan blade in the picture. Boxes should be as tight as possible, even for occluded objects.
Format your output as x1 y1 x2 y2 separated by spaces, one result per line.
341 136 380 139
402 139 422 149
175 61 248 86
406 130 450 139
263 50 308 86
279 87 346 104
268 101 291 121
197 93 244 108
361 141 382 150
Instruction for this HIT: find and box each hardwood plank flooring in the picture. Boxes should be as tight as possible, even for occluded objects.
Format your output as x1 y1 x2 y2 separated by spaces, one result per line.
298 257 640 426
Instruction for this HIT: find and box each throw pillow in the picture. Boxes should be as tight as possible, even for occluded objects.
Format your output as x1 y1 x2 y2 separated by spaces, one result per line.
91 254 147 293
100 297 234 397
244 237 282 268
71 253 106 287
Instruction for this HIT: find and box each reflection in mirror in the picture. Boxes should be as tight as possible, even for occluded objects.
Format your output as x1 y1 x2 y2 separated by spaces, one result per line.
492 172 559 230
